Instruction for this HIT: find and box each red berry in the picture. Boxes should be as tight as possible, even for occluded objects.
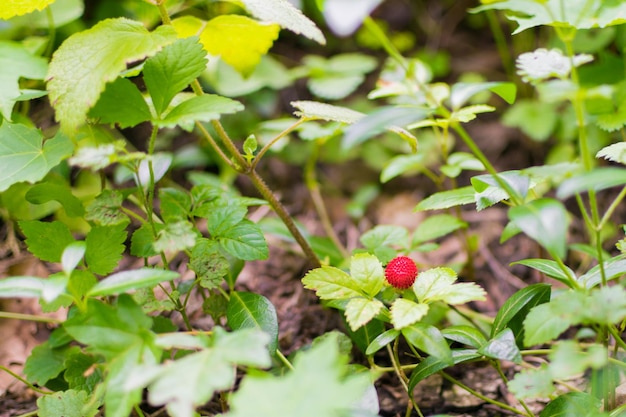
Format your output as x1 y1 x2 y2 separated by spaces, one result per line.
385 256 418 289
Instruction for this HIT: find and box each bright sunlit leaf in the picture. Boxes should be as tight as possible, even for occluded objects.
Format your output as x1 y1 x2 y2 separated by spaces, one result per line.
0 0 55 19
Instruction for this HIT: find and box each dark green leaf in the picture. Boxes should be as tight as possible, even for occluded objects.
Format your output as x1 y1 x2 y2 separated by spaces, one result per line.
37 389 99 417
88 77 151 128
25 181 85 218
218 220 268 261
442 325 488 349
64 351 102 392
206 205 248 237
540 392 603 417
24 342 77 386
19 220 75 263
85 223 127 276
511 259 575 287
402 323 452 364
414 186 475 211
408 349 480 392
523 291 586 347
557 167 626 199
365 329 400 355
130 223 163 258
478 328 521 364
159 187 191 222
227 291 279 356
346 318 386 354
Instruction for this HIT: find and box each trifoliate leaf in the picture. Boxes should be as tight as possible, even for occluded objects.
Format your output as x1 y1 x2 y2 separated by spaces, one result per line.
172 15 279 77
88 77 151 128
144 37 208 117
391 298 429 329
19 220 75 262
37 389 99 417
0 123 73 192
47 17 177 132
345 297 384 331
0 41 48 120
516 48 593 83
238 0 326 45
0 0 55 19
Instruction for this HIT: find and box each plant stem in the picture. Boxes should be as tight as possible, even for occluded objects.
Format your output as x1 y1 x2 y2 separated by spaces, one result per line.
251 118 307 170
494 360 534 417
386 343 424 417
0 311 62 324
0 365 53 395
276 350 295 371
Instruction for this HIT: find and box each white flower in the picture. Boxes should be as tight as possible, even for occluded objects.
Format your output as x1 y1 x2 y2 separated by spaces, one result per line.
516 48 593 83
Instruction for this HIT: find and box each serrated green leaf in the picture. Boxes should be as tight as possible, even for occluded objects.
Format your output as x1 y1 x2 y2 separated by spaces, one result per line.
224 335 370 417
365 328 400 355
153 220 197 253
413 214 466 245
523 291 586 346
360 225 409 250
25 181 84 217
87 268 179 297
302 266 363 300
0 123 73 192
238 0 326 44
172 15 279 77
413 267 485 305
64 351 102 392
67 270 97 301
415 186 475 211
507 366 555 399
85 189 129 226
130 223 163 258
491 283 551 346
47 18 176 132
37 389 99 417
88 77 151 128
291 100 365 123
159 187 191 222
349 253 384 297
144 37 208 117
24 342 74 386
206 205 248 237
408 349 480 392
511 259 575 287
189 239 229 290
0 41 48 120
391 298 429 329
85 223 127 276
345 297 384 331
442 325 488 349
557 167 626 199
0 0 55 19
217 220 268 261
402 323 452 364
597 142 626 165
157 94 244 131
19 220 75 262
540 392 604 417
227 291 279 356
478 328 521 363
509 198 569 260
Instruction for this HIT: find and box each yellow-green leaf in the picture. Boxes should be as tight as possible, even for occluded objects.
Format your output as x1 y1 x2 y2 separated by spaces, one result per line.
172 15 280 77
0 0 55 19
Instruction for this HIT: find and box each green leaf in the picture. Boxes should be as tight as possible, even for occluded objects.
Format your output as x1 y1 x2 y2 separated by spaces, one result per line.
217 220 268 261
509 198 569 260
159 187 191 222
0 276 64 302
302 266 363 300
64 351 102 391
24 342 74 386
130 223 163 258
578 254 626 288
224 335 370 417
8 0 83 28
511 259 575 287
153 220 197 253
172 15 279 77
549 341 607 380
583 286 626 325
380 153 425 183
413 267 486 305
238 0 326 44
206 205 248 236
365 328 400 355
0 0 55 19
557 167 626 199
19 220 75 262
0 41 48 120
345 297 384 331
144 37 208 117
478 328 521 364
414 186 475 211
441 152 485 178
471 171 530 210
540 392 604 417
408 349 480 392
37 389 99 417
491 283 551 346
87 268 179 297
597 142 626 165
402 323 452 364
349 253 385 297
391 298 429 329
47 17 176 132
157 94 244 131
347 318 386 354
508 366 555 399
25 181 84 217
0 123 73 192
85 189 129 226
449 81 516 109
413 214 467 244
523 291 586 346
360 225 408 250
503 99 558 141
291 100 365 123
227 291 279 356
85 223 127 276
189 239 229 290
62 242 86 275
441 325 488 349
88 77 151 128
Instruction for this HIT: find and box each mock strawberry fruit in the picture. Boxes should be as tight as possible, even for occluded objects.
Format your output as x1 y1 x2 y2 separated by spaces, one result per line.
384 256 418 289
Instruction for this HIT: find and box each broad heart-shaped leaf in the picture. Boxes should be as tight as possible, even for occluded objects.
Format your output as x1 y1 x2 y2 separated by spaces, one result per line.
37 389 99 417
0 0 55 19
19 220 75 262
509 198 569 260
138 328 271 417
478 328 521 364
402 323 453 364
0 41 48 120
491 283 551 347
85 223 127 276
88 77 151 128
345 297 385 331
237 0 326 45
47 18 177 133
156 94 244 131
391 298 429 329
0 123 73 192
408 349 480 392
511 259 576 287
414 186 475 211
172 15 279 77
87 268 179 297
556 167 626 199
224 335 370 417
227 291 279 356
540 392 604 417
302 265 363 300
523 290 586 347
143 37 208 117
349 253 385 297
472 0 626 34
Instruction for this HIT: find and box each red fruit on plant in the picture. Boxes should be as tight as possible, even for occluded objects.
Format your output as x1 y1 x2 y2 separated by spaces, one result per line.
384 256 418 289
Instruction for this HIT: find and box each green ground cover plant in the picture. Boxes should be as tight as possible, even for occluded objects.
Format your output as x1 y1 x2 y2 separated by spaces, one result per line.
1 0 626 416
